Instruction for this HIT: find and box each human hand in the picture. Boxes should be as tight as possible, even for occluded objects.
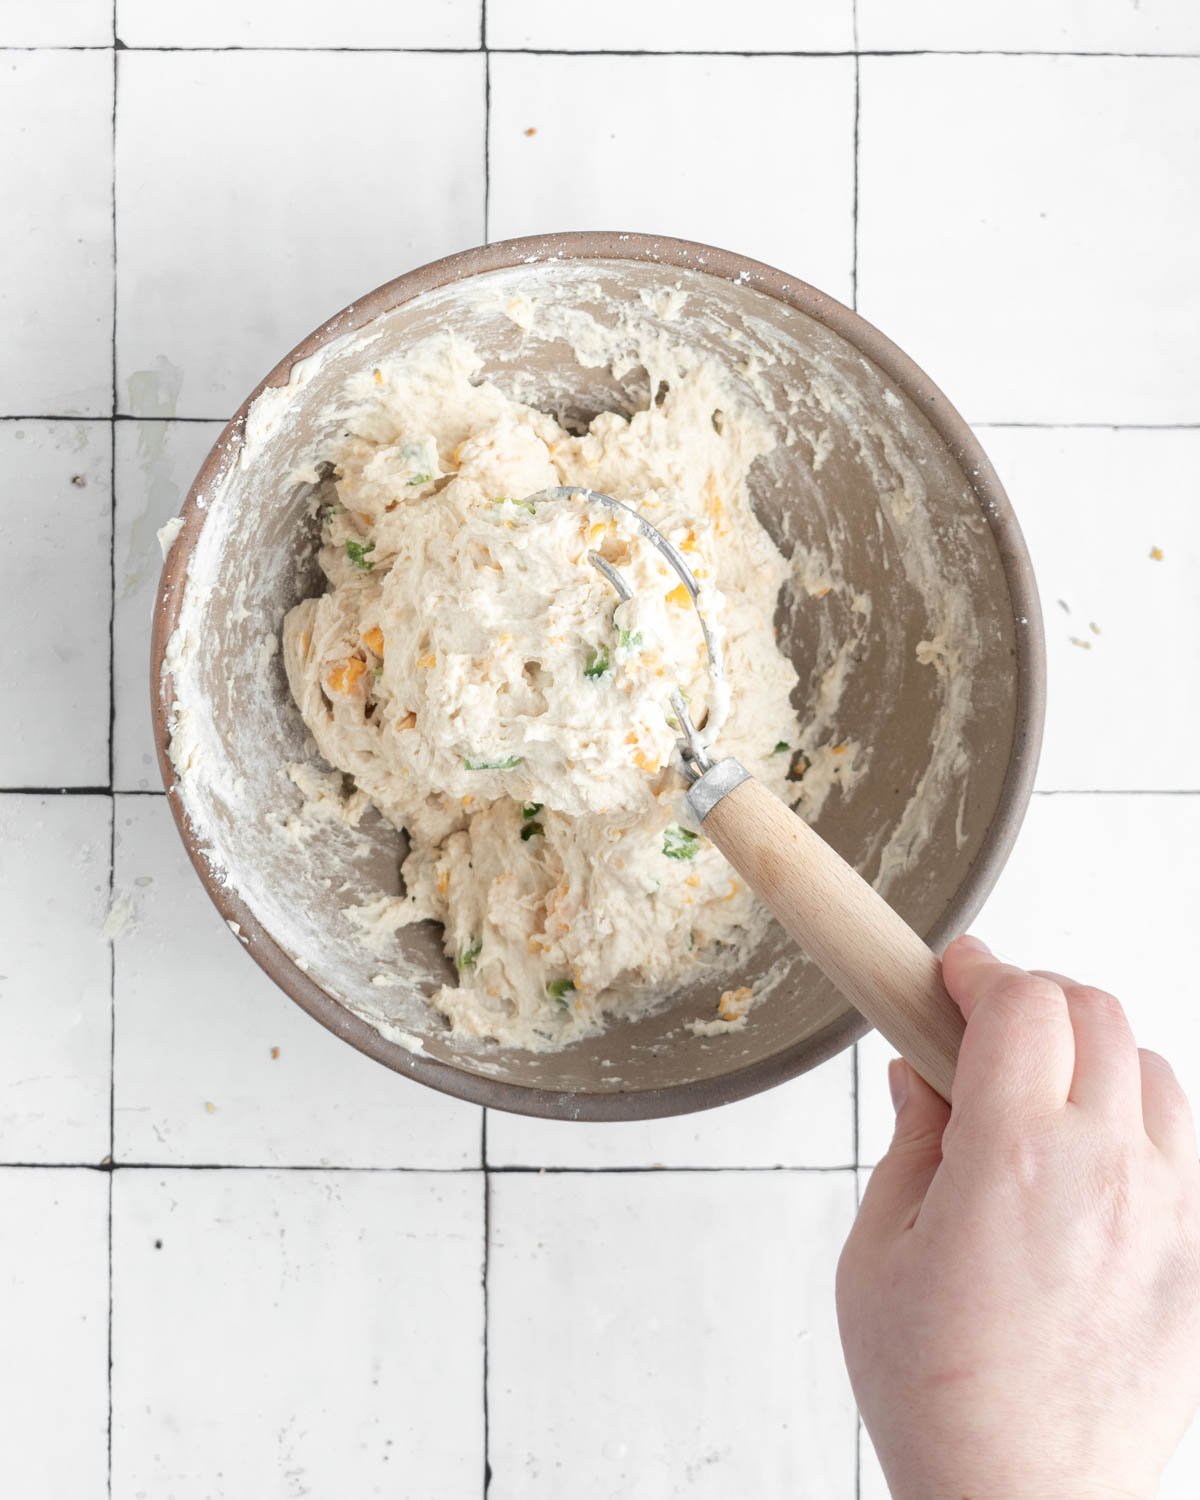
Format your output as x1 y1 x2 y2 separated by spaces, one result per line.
837 935 1200 1500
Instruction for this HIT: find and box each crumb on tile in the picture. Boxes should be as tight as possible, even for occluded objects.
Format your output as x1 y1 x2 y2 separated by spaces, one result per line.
524 126 537 137
1089 621 1101 635
1150 545 1164 561
1056 598 1070 613
204 1100 216 1114
270 1046 280 1060
1068 636 1092 651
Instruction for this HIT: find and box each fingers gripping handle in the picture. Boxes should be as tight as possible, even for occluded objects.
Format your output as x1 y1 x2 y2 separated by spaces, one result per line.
686 759 963 1102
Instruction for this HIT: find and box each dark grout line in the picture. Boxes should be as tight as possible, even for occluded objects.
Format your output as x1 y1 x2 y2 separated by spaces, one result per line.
0 786 117 795
0 787 164 796
853 1161 863 1500
851 1041 860 1170
106 1168 114 1500
480 0 487 51
483 48 491 243
8 414 1200 430
112 412 226 423
851 0 861 361
106 30 117 1496
107 44 118 798
850 55 860 312
482 1170 492 1498
851 0 860 320
1 1159 859 1174
14 45 1200 57
482 1095 490 1500
0 1160 485 1173
474 1163 862 1174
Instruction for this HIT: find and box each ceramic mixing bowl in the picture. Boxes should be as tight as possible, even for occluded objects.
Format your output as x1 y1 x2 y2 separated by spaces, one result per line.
151 232 1043 1120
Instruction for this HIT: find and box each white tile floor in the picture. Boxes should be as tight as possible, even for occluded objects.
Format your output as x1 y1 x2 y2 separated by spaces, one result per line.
2 5 1199 1497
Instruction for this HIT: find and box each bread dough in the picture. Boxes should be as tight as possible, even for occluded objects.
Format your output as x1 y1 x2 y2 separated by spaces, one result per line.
282 335 800 1050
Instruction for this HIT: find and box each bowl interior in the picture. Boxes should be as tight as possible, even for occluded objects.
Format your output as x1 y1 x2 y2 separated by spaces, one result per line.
158 251 1034 1114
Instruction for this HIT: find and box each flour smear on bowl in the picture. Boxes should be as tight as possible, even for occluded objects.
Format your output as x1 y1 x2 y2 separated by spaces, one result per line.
281 333 814 1049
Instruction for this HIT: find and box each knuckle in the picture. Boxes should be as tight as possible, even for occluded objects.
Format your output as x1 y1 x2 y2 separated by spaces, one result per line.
984 973 1064 1027
1140 1046 1179 1086
1067 985 1128 1026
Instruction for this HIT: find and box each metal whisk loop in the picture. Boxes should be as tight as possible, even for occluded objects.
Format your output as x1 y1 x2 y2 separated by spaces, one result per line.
524 485 722 781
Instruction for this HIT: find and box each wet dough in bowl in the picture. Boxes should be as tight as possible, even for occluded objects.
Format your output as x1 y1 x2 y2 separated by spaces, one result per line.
282 333 806 1050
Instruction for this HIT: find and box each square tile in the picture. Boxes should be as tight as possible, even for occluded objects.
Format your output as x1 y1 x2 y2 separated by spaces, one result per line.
113 419 223 790
0 796 112 1164
117 0 480 48
0 421 111 787
488 54 856 300
858 57 1200 423
112 1168 484 1499
858 0 1200 54
981 426 1200 792
0 1169 109 1498
111 795 483 1166
488 1171 858 1498
0 0 111 45
488 1051 854 1167
858 793 1200 1164
116 51 486 420
0 51 113 415
486 0 854 51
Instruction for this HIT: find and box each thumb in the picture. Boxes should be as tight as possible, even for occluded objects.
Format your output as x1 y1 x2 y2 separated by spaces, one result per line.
857 1060 951 1235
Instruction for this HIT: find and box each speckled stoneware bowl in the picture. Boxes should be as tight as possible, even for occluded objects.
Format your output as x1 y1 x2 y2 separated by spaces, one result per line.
151 231 1044 1121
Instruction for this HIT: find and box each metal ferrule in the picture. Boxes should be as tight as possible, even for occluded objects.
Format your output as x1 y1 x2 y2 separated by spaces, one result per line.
684 758 752 823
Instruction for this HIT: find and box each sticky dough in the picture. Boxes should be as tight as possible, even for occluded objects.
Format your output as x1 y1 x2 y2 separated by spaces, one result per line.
282 335 801 1050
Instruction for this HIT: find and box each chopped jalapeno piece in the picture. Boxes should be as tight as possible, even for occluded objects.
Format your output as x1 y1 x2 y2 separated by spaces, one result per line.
457 941 482 970
618 628 643 649
463 754 523 771
547 978 575 1010
772 741 790 754
584 647 610 679
345 538 375 571
663 825 700 860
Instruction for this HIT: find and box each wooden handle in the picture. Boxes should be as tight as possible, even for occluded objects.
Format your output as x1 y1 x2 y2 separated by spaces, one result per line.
694 765 962 1101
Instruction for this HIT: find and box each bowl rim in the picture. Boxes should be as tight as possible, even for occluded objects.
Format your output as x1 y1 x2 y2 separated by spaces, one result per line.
150 229 1046 1123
